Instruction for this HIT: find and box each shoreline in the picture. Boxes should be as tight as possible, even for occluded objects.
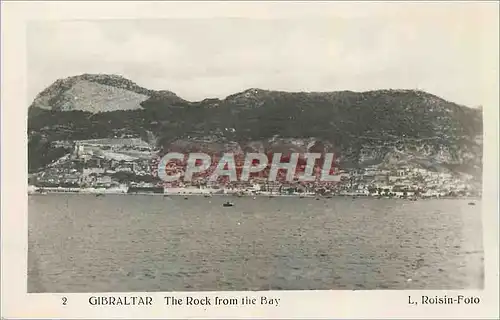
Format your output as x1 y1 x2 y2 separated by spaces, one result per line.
27 191 481 201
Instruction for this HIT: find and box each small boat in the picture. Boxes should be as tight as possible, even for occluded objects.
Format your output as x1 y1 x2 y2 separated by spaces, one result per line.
468 202 476 206
95 193 104 197
223 201 234 207
204 194 211 198
184 196 188 200
253 197 257 200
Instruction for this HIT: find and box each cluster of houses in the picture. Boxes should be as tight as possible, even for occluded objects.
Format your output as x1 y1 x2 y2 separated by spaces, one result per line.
30 140 481 198
338 165 480 198
31 139 154 189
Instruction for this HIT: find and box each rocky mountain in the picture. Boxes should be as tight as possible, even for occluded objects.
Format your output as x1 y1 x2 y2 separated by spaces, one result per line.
28 74 483 176
29 74 184 113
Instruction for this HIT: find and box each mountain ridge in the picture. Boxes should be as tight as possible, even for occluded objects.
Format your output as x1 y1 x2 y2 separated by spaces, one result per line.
28 74 483 178
29 73 476 112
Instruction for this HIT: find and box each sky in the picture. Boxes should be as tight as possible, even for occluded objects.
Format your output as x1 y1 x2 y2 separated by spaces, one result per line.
27 2 497 107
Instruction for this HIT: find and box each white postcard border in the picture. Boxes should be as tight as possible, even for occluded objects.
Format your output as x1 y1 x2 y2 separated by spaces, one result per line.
1 1 498 319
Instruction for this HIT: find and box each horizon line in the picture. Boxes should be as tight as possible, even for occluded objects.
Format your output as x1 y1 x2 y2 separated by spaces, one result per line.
31 72 479 108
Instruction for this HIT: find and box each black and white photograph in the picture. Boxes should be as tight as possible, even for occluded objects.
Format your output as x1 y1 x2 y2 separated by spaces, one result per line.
23 4 490 295
1 1 498 318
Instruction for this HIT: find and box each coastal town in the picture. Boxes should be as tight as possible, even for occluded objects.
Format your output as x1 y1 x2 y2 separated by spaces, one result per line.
28 138 481 199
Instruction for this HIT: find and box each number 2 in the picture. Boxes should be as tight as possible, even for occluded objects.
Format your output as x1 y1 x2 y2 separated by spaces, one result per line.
62 297 67 305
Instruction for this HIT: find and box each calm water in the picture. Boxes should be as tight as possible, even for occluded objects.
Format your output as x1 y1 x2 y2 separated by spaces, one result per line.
28 195 484 292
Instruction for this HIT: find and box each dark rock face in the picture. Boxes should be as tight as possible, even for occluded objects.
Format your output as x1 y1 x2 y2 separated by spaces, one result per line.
28 74 482 176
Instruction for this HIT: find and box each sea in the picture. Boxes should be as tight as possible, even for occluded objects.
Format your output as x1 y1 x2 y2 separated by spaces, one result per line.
28 194 484 292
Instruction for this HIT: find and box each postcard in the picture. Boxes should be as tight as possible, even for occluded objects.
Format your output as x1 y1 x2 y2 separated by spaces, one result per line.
1 1 498 318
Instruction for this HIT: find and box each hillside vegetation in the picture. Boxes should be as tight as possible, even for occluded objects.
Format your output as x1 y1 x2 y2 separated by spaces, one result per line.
28 74 483 175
